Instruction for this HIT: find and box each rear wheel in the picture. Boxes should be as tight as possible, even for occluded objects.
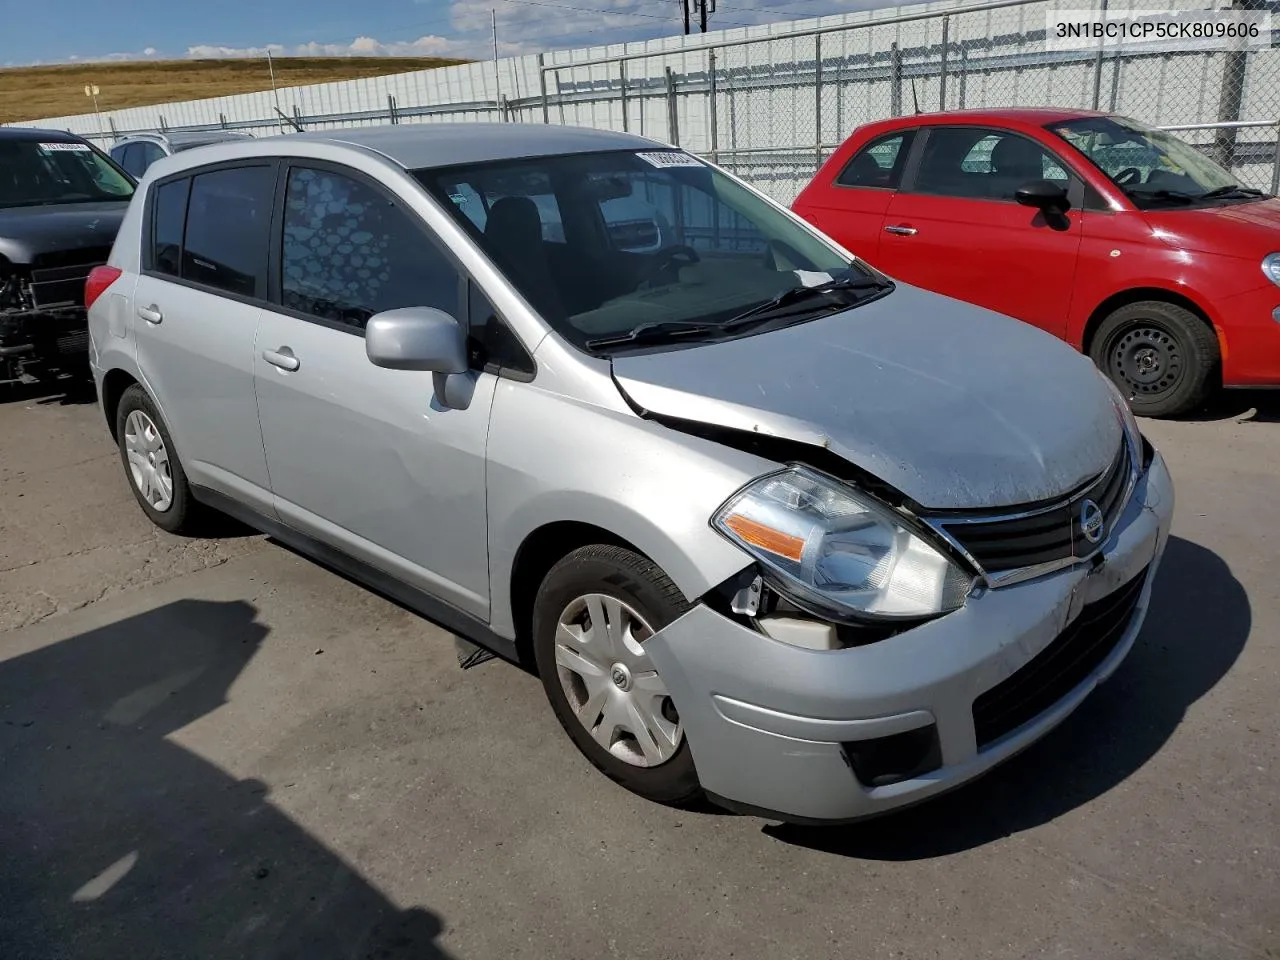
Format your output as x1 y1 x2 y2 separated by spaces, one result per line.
115 384 202 534
532 544 701 807
1089 300 1219 418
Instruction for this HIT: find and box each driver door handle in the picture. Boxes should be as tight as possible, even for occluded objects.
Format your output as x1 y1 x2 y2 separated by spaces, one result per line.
137 304 163 324
884 224 918 236
262 347 300 372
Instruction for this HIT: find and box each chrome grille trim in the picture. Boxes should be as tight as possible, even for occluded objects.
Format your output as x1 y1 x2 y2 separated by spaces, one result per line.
922 431 1142 589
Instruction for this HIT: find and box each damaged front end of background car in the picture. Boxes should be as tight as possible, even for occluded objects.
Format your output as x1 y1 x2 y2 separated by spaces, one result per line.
0 254 103 386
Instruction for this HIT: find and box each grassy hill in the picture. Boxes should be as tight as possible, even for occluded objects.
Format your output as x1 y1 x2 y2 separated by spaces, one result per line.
0 57 470 125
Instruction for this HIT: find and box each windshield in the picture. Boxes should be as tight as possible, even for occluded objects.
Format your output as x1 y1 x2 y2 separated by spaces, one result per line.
415 149 882 351
1048 115 1254 208
0 138 135 209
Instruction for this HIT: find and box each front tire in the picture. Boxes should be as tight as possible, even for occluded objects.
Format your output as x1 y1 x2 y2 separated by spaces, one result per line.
532 545 702 807
115 384 201 534
1089 300 1219 418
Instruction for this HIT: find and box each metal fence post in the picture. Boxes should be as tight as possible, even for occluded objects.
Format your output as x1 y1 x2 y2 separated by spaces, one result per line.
890 43 902 118
538 53 550 124
708 50 719 160
620 60 629 132
939 15 950 110
958 44 968 109
814 34 823 170
1090 0 1110 110
1272 121 1280 195
665 67 680 146
107 117 118 139
158 114 168 132
387 94 398 124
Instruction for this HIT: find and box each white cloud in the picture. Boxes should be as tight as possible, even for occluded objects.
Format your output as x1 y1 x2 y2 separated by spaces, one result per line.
143 47 157 57
185 34 473 60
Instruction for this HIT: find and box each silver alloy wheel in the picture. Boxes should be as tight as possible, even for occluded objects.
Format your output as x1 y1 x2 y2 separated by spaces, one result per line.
123 410 174 512
554 593 682 767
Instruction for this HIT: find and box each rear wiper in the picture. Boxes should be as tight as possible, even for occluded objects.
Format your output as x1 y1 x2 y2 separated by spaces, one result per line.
585 319 723 350
722 275 892 329
1198 184 1267 200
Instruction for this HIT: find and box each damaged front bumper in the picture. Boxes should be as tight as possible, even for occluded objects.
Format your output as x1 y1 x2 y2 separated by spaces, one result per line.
0 305 92 384
645 451 1175 824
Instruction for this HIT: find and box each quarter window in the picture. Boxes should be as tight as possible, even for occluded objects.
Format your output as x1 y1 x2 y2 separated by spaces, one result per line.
281 166 460 331
836 131 915 189
150 177 189 278
913 127 1072 201
182 165 274 297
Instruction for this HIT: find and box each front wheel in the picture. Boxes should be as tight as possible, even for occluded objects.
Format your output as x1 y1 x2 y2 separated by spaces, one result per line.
1089 300 1219 418
532 545 702 807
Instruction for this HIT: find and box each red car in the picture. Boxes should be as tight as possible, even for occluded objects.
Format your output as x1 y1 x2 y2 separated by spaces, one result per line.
792 108 1280 417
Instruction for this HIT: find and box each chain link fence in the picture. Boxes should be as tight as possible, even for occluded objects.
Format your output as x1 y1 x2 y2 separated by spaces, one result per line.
18 0 1280 202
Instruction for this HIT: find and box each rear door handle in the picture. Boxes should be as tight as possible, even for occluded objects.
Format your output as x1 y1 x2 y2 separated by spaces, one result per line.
137 304 163 324
883 225 918 236
262 347 300 372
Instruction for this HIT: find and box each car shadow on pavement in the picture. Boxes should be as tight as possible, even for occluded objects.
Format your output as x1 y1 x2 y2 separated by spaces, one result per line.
1 377 98 407
1180 387 1280 424
0 599 456 960
763 535 1250 860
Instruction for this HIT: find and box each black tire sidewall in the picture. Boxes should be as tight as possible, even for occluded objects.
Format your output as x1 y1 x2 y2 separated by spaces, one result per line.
532 546 701 806
115 385 193 533
1090 301 1218 418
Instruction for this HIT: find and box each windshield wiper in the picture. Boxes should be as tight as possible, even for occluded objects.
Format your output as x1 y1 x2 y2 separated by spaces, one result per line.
1123 188 1196 205
722 275 893 329
585 319 725 350
1198 185 1267 201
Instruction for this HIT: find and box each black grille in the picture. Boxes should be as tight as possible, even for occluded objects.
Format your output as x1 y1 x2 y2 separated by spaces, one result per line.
29 261 104 310
972 566 1147 749
938 442 1132 574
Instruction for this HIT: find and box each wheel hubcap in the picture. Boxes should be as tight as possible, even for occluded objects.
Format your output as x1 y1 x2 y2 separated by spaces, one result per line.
123 410 174 512
1111 324 1182 395
554 593 682 768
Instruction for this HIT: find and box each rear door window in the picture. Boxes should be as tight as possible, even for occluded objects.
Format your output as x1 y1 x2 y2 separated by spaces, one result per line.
181 165 275 298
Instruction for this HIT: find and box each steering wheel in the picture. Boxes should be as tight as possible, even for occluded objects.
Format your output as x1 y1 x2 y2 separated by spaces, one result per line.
1114 167 1143 186
652 244 700 275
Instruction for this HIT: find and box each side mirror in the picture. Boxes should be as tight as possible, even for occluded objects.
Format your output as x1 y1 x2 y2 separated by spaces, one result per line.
1014 179 1070 212
366 307 468 374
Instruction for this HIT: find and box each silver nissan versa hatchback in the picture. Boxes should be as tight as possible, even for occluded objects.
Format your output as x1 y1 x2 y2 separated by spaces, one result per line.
86 123 1174 823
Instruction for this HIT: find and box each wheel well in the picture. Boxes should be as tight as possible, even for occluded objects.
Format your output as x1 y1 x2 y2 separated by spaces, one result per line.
1081 288 1218 357
101 369 138 441
508 521 641 667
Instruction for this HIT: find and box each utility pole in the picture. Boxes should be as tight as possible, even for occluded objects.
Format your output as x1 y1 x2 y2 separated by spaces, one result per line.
699 0 707 33
682 0 690 35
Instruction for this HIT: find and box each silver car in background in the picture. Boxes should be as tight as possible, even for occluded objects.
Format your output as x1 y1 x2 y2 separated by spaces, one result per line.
109 130 255 180
85 124 1174 823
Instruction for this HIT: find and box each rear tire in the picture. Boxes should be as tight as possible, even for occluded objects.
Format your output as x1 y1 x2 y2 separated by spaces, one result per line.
532 544 702 807
115 384 202 535
1089 300 1219 418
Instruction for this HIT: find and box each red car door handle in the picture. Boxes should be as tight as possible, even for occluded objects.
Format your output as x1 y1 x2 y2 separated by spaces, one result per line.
884 224 918 236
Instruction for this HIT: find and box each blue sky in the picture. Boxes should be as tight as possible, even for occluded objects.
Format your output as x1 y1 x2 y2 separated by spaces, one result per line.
2 0 891 66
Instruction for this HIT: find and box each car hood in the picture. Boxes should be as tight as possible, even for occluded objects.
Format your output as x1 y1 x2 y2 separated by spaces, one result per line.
610 284 1122 511
1145 196 1280 258
0 201 128 266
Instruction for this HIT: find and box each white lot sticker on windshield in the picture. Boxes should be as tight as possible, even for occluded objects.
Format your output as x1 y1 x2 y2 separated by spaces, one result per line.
38 142 92 152
636 151 703 168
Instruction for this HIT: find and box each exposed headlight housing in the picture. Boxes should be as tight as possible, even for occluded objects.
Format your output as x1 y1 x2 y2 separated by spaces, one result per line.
1098 367 1143 451
1263 252 1280 288
712 466 972 622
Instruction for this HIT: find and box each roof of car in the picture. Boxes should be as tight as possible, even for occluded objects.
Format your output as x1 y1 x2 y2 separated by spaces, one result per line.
0 127 89 142
871 107 1108 127
273 122 665 170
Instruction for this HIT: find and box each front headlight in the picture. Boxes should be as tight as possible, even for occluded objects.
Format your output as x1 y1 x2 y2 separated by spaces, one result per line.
712 466 972 621
1262 252 1280 288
